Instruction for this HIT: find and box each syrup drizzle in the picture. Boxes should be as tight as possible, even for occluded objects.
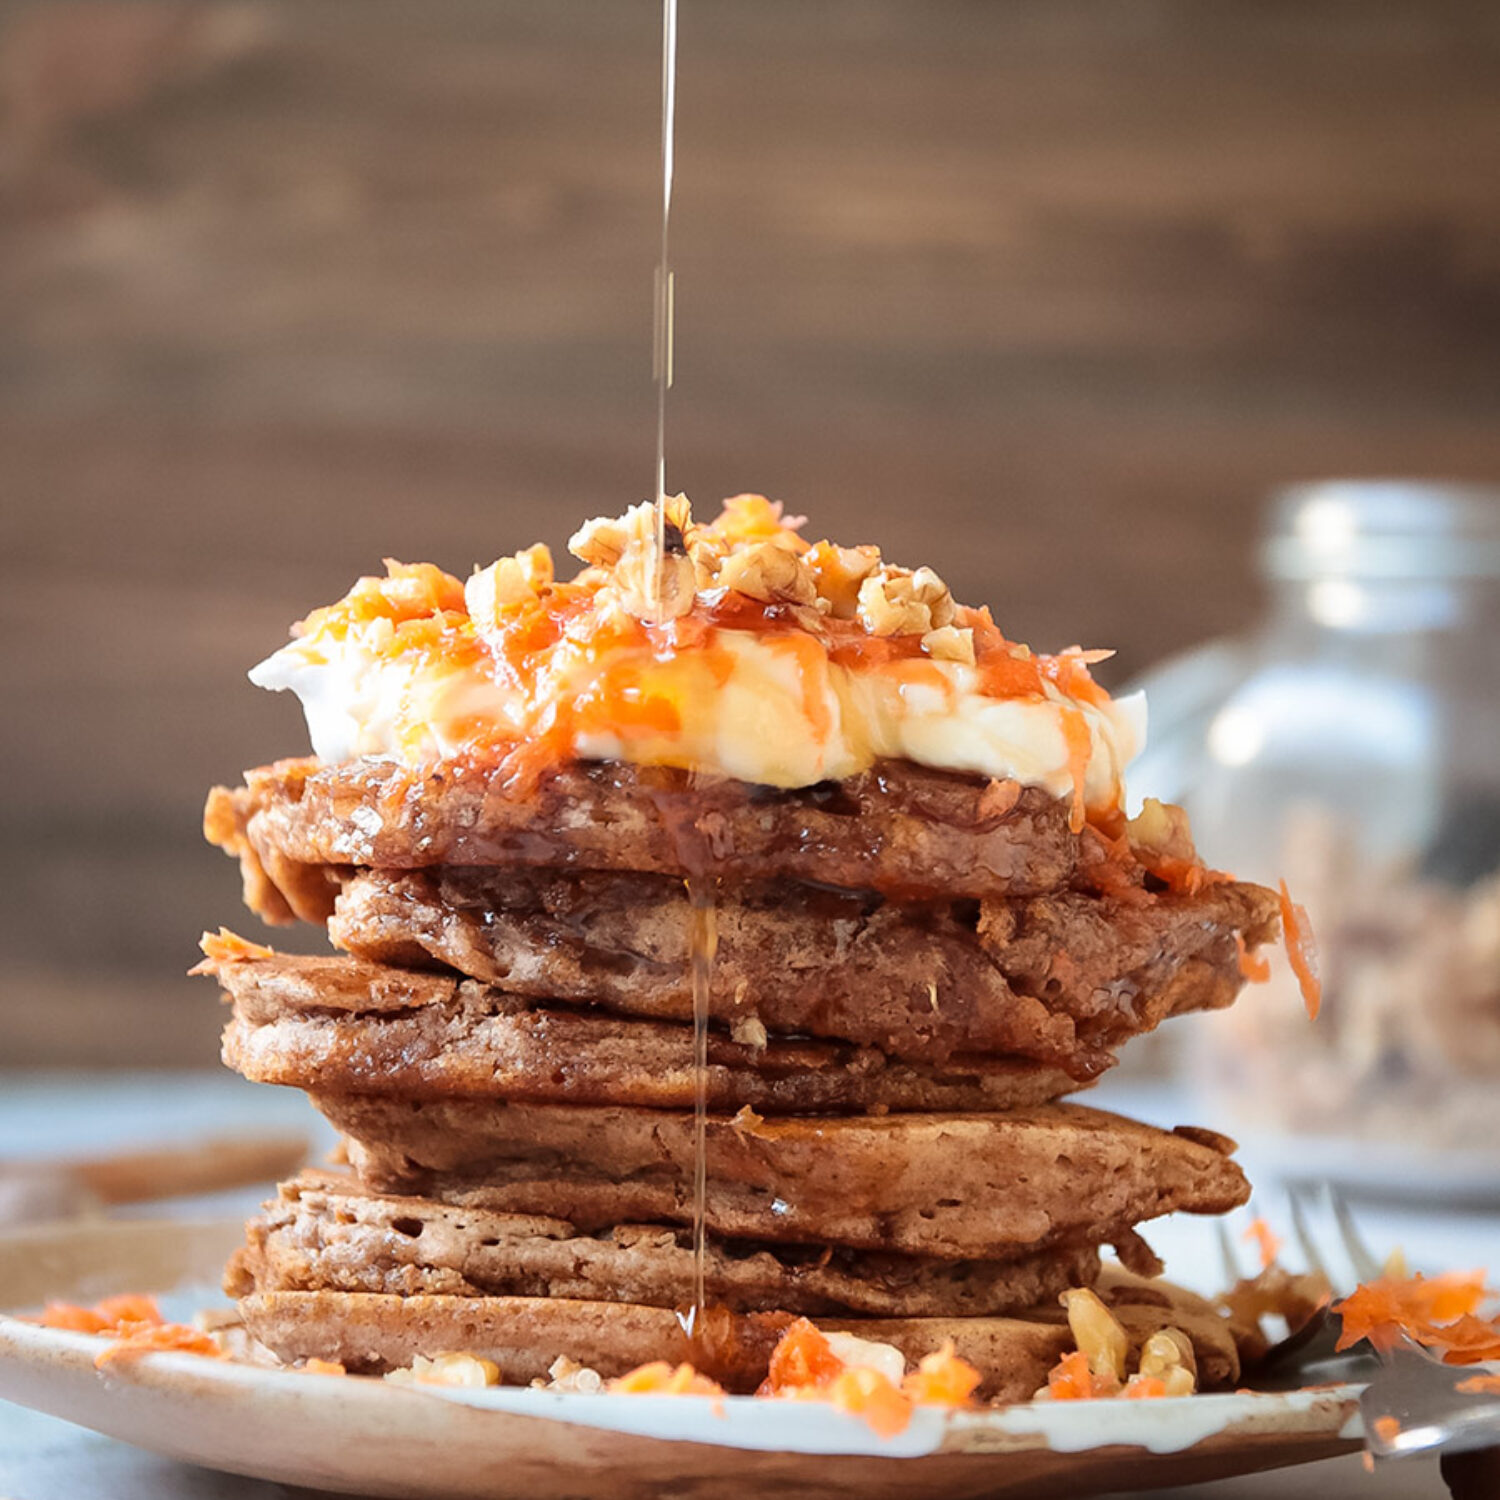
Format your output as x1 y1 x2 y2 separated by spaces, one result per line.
649 0 679 619
682 875 716 1337
647 0 716 1347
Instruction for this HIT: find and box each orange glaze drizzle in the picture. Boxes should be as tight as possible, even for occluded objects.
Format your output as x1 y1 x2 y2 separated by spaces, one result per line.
1058 707 1092 835
286 546 1128 825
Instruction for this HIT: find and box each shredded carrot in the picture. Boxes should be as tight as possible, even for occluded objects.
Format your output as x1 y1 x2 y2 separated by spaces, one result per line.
191 928 273 973
1372 1416 1401 1444
610 1361 724 1397
1123 1375 1168 1400
38 1295 163 1335
1243 1218 1283 1271
1455 1374 1500 1395
902 1341 981 1408
302 1358 347 1376
827 1366 913 1438
761 1317 844 1393
1045 1349 1119 1401
1234 932 1272 984
1277 879 1322 1020
95 1322 226 1368
1334 1270 1490 1357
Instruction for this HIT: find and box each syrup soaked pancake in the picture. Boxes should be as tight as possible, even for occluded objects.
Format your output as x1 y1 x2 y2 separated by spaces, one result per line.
234 1272 1239 1400
204 758 1084 920
212 947 1079 1112
315 1095 1250 1261
326 868 1277 1075
229 1170 1102 1320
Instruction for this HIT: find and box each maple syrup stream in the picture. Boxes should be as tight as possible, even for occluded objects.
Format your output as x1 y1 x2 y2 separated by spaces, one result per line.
645 0 715 1347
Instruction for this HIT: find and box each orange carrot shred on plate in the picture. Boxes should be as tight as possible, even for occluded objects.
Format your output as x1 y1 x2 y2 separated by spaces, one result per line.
827 1366 913 1439
1243 1218 1283 1271
609 1361 723 1397
1123 1375 1167 1400
1455 1374 1500 1395
903 1341 981 1408
1373 1416 1401 1443
302 1358 347 1376
37 1295 164 1335
762 1317 844 1394
1045 1350 1104 1401
1276 879 1322 1020
94 1322 226 1368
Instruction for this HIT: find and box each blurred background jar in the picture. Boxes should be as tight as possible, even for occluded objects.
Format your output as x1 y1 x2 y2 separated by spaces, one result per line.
1129 482 1500 1165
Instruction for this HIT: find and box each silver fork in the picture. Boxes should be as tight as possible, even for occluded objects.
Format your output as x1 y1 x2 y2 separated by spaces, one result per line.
1327 1197 1500 1467
1215 1188 1353 1383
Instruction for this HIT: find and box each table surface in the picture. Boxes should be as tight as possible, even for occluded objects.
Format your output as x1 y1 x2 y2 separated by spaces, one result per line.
4 1069 1495 1500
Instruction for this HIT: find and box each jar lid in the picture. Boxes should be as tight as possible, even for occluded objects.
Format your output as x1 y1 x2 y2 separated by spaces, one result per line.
1263 482 1500 581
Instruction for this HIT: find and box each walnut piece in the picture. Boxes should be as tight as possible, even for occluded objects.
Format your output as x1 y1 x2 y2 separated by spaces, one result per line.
857 565 956 636
716 540 818 606
464 544 553 625
922 625 975 665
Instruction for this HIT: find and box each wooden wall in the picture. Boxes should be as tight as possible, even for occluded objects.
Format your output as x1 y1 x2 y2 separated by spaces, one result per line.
4 0 1499 1063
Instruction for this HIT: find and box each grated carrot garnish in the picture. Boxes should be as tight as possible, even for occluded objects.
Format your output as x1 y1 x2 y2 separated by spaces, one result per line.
1123 1375 1167 1400
1243 1218 1283 1271
609 1361 724 1397
761 1317 844 1394
1334 1270 1490 1357
902 1341 981 1409
1277 880 1322 1020
1372 1416 1401 1443
95 1322 226 1368
1456 1374 1500 1395
1045 1348 1119 1401
827 1365 913 1438
302 1358 347 1376
1234 933 1272 984
191 928 273 973
38 1295 163 1335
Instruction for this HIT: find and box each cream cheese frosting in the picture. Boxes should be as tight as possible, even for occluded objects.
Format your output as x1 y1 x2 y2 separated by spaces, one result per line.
248 495 1145 819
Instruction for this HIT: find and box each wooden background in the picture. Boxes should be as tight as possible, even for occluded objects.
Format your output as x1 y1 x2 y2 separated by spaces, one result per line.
3 0 1499 1064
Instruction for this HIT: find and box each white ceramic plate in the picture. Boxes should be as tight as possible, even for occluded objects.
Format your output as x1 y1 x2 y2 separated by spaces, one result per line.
0 1217 1366 1500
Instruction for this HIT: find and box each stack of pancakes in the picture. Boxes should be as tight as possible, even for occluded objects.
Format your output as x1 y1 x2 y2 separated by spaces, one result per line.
202 752 1278 1401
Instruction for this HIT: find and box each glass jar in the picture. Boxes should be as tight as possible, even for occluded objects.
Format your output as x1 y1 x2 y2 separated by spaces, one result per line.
1128 483 1500 1164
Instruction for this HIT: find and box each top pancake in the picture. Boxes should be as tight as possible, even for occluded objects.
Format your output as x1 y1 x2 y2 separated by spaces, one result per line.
205 756 1084 912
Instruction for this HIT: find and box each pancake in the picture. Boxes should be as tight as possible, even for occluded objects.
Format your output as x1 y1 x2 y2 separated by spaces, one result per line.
204 757 1082 920
234 1274 1239 1400
315 1095 1250 1260
211 948 1081 1112
325 867 1277 1074
229 1171 1102 1319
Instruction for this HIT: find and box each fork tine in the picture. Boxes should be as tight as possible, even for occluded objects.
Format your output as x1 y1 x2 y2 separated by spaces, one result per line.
1330 1188 1383 1283
1287 1184 1334 1285
1215 1218 1244 1286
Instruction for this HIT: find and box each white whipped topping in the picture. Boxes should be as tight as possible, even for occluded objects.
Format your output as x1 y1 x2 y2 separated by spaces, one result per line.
250 623 1145 800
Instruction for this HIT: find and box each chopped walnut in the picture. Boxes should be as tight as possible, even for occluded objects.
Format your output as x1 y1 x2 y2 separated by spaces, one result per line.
716 540 818 606
465 544 553 625
806 541 881 619
571 499 696 621
1128 798 1198 865
534 1355 604 1393
857 565 956 636
731 1015 769 1050
385 1352 500 1388
921 626 974 665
